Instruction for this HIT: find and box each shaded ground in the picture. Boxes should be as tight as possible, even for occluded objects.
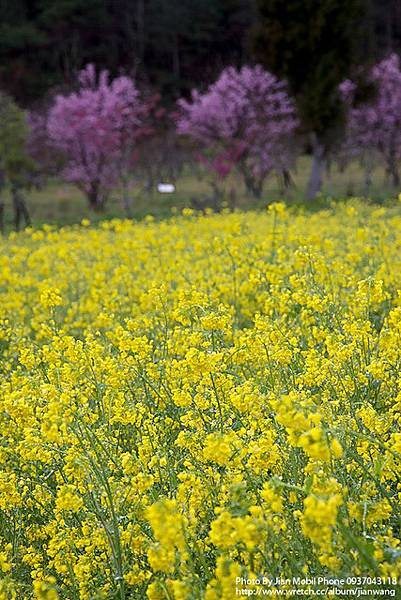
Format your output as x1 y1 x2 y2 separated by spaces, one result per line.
0 156 399 229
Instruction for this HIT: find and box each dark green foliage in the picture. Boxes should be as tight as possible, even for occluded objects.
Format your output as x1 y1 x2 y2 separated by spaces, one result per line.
0 0 257 104
0 91 32 178
252 0 368 144
0 0 117 102
0 91 33 229
0 0 399 108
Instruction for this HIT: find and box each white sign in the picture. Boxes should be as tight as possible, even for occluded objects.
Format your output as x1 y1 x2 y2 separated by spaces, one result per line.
157 183 175 193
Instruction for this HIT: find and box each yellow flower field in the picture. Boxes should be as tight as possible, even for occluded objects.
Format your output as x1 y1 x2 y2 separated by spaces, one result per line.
0 203 400 599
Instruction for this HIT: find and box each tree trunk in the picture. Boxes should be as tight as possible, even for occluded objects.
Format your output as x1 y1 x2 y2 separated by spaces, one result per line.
0 170 5 233
172 34 180 82
364 160 373 197
306 135 326 200
0 200 4 234
122 178 132 217
87 186 106 211
387 152 400 187
228 187 237 210
136 0 145 63
145 171 154 193
279 169 294 193
242 171 263 199
210 181 223 212
11 183 31 231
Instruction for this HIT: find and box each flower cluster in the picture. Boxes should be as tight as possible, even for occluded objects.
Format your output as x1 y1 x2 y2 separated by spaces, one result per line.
176 65 298 196
341 54 401 186
0 202 400 599
46 64 152 209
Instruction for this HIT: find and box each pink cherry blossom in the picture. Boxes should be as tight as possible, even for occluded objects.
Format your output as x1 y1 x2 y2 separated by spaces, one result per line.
176 65 298 197
341 54 401 187
47 64 151 210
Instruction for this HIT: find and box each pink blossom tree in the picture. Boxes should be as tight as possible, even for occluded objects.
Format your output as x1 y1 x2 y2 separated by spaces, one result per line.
176 65 298 199
341 54 401 188
47 64 151 211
